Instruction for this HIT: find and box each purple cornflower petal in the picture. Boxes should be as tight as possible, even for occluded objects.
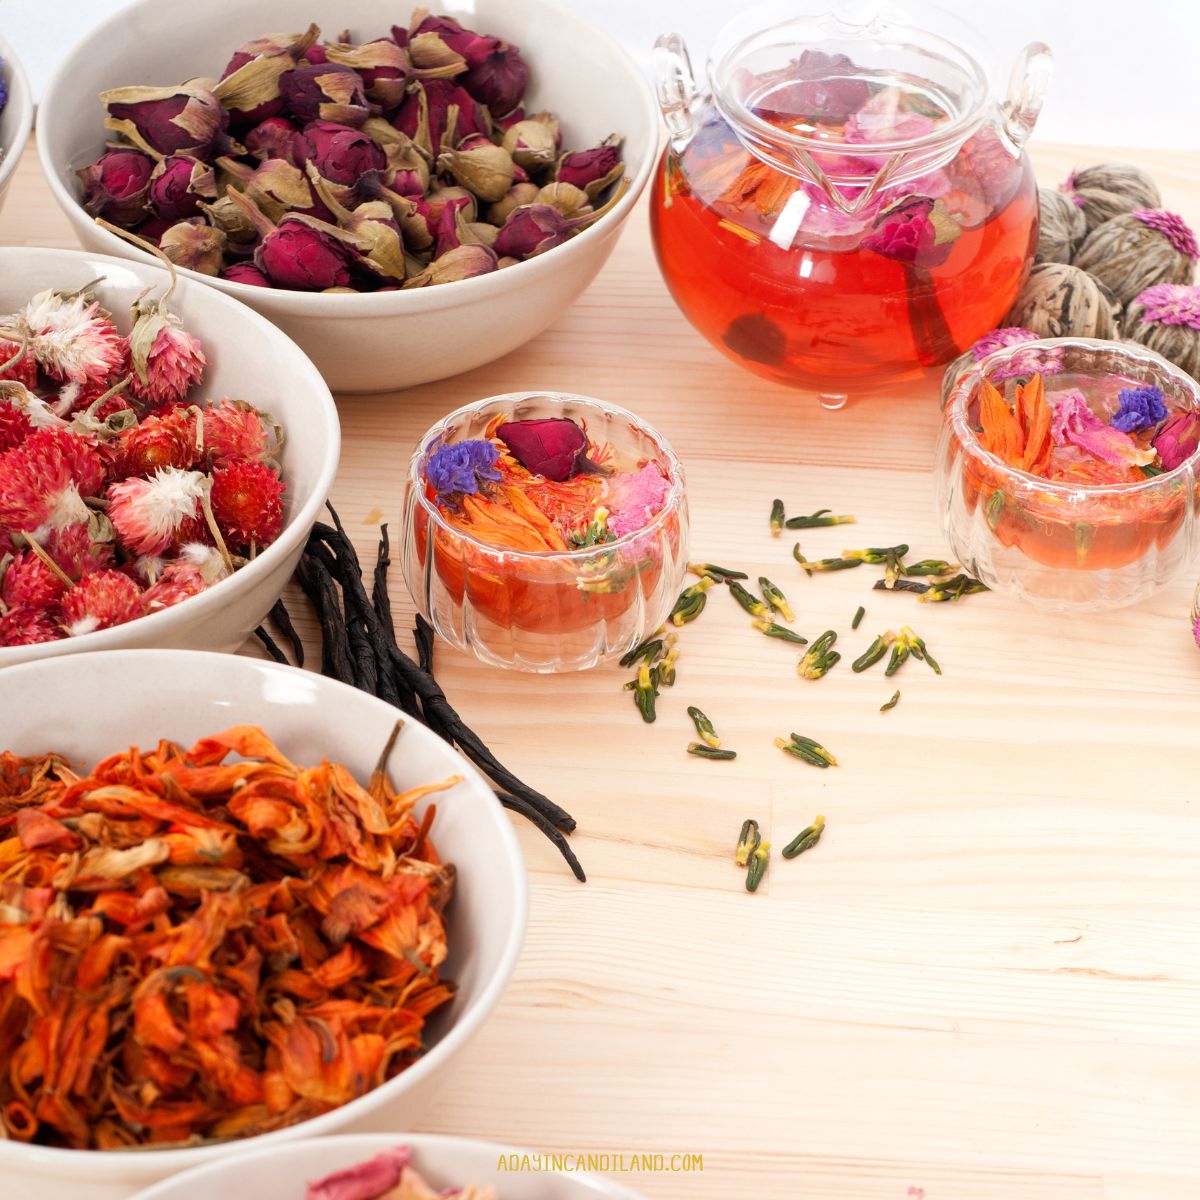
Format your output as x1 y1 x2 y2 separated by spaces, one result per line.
424 438 501 500
1051 389 1157 466
1111 385 1168 433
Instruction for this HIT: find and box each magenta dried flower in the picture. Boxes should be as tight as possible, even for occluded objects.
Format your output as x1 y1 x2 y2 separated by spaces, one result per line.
148 155 216 221
100 83 228 159
1134 209 1200 261
496 417 605 482
76 149 154 224
244 115 300 163
862 194 961 268
391 80 488 156
554 136 623 200
293 120 387 185
1153 411 1200 471
280 64 369 128
1134 283 1200 329
492 204 572 258
462 43 529 115
970 327 1040 360
256 216 354 290
221 262 273 287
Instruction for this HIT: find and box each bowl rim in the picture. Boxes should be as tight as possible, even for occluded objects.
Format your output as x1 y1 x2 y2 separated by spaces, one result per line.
0 246 341 665
124 1132 647 1200
407 391 687 561
34 0 659 314
0 649 529 1178
0 31 35 196
944 335 1200 497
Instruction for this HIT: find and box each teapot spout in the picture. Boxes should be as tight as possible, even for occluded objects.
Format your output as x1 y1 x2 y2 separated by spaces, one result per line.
1000 42 1053 151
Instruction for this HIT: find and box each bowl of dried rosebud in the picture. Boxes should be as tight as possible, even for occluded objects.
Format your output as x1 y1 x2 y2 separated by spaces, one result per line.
36 0 657 394
0 33 34 218
0 246 340 663
124 1134 646 1200
0 650 528 1200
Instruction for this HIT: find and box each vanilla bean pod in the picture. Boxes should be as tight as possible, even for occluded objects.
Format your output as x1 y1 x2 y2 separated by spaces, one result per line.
497 792 585 882
269 598 304 667
295 553 356 685
253 624 289 664
414 614 436 676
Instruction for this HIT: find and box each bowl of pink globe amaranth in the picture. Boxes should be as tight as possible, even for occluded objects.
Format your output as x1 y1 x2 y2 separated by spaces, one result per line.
35 0 658 393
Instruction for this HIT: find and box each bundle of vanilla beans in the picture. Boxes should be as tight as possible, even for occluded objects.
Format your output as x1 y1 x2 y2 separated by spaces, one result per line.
256 505 584 880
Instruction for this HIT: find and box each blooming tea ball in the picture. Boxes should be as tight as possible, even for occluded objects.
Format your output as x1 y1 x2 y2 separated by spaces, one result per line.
1073 209 1198 306
1122 283 1200 379
1005 263 1119 340
1060 163 1161 231
1035 186 1086 265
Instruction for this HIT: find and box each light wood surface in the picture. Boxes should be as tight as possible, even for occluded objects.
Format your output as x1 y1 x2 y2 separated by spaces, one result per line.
5 140 1200 1199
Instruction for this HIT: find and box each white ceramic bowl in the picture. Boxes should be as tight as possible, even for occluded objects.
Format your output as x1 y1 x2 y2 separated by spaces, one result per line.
127 1134 646 1200
0 650 528 1200
0 247 340 666
36 0 658 394
0 33 34 219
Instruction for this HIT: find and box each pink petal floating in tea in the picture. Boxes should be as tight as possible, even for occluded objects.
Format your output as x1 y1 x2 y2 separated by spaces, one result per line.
607 463 670 537
1153 411 1200 470
844 87 937 146
1050 388 1157 467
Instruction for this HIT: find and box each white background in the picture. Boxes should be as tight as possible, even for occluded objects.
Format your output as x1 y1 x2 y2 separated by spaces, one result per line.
2 0 1196 148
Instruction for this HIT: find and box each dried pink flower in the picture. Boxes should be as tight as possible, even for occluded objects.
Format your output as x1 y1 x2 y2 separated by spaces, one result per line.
1133 283 1200 330
127 298 206 408
1 551 67 612
202 399 274 466
0 428 105 535
142 560 208 611
46 522 113 580
0 606 60 646
12 288 127 386
60 569 144 636
107 467 208 556
1134 209 1199 260
607 463 671 537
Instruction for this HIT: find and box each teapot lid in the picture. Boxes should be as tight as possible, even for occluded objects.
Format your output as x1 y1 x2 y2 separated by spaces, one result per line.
709 1 993 212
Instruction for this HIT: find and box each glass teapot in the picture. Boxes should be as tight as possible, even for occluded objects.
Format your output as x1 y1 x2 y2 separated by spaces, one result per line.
650 2 1052 403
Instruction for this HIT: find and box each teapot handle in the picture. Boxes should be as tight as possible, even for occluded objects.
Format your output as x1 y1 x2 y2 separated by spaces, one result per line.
653 33 699 151
1000 41 1053 151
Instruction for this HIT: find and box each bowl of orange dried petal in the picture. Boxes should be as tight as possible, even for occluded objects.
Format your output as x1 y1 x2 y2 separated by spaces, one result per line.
125 1134 649 1200
0 650 527 1200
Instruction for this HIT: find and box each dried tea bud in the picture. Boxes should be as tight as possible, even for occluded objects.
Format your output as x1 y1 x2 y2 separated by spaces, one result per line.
214 24 320 128
1035 186 1086 265
1122 283 1200 378
1004 262 1119 339
159 219 228 276
403 243 497 287
501 118 558 170
200 195 260 245
411 15 531 115
100 83 228 159
492 203 571 258
76 149 154 224
1073 209 1198 306
293 120 387 184
391 79 487 157
257 216 355 289
537 182 591 219
437 140 515 203
554 135 624 200
149 155 217 221
221 262 273 287
244 115 300 162
280 63 369 128
1060 163 1162 232
487 181 539 225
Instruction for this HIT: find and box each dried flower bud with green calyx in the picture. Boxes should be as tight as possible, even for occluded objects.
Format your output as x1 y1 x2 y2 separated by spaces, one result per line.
880 689 901 712
798 630 839 680
770 498 784 535
727 579 768 617
669 576 713 626
686 706 720 748
536 182 590 219
630 662 658 723
217 156 320 224
280 63 369 127
159 219 227 275
757 576 793 621
1005 262 1119 339
502 117 559 170
790 735 837 766
781 815 826 858
1122 284 1200 377
149 155 217 221
325 37 461 108
200 196 259 245
402 243 498 287
785 510 855 528
735 819 761 867
618 631 664 670
688 743 737 761
1073 209 1198 306
851 630 896 673
487 182 539 226
688 562 748 582
492 179 630 258
213 25 320 127
436 140 515 203
1060 163 1161 232
1035 186 1087 265
745 841 770 892
752 619 807 645
406 30 469 75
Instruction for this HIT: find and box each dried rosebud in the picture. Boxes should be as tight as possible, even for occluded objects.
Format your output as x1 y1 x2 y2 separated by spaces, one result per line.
280 63 369 128
293 120 387 184
410 14 531 114
325 36 461 108
501 118 559 171
391 79 488 157
305 170 407 284
77 149 154 224
221 262 273 287
132 215 176 245
256 215 354 290
464 221 499 248
486 182 540 226
494 107 525 132
356 119 432 196
436 141 515 203
492 203 571 258
537 182 591 219
100 83 228 159
159 219 228 276
554 135 624 200
218 155 331 223
423 185 477 225
216 24 320 128
148 155 217 221
862 194 961 268
496 417 599 482
1153 411 1200 471
403 243 497 287
200 195 260 245
244 115 300 162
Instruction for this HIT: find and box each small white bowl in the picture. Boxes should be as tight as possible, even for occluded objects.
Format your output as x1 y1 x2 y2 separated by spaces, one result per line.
0 34 34 219
127 1134 646 1200
0 651 528 1200
0 246 340 667
36 0 658 394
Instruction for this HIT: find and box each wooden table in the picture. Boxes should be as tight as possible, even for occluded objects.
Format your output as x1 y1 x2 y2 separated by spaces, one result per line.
6 140 1200 1200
